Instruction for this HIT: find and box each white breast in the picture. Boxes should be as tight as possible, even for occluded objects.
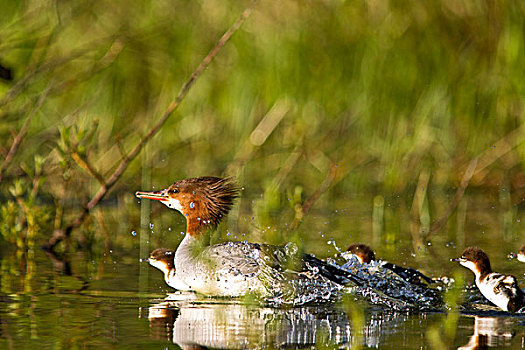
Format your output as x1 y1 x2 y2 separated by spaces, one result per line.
166 269 192 291
174 236 267 297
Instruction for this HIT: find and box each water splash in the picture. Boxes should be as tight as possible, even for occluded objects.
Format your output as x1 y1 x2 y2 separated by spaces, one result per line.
337 254 445 311
204 241 345 306
327 238 343 254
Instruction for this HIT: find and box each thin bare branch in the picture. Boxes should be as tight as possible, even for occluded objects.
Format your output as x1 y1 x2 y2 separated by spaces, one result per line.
290 163 338 230
426 123 525 239
45 1 257 249
0 84 51 182
226 98 291 177
115 135 129 162
426 158 478 238
409 169 431 249
70 151 106 186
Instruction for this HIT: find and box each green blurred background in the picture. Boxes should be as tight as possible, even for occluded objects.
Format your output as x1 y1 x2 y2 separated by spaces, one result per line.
1 0 524 253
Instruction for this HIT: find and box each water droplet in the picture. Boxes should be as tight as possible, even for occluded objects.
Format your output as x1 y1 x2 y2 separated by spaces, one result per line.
190 202 195 209
131 230 137 236
149 223 154 229
326 238 342 253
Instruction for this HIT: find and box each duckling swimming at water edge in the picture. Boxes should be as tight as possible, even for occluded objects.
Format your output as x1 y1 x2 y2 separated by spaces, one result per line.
452 247 524 313
142 248 189 290
517 245 525 263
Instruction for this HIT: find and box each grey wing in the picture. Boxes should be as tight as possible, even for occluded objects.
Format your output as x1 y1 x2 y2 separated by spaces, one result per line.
257 243 300 270
204 242 264 277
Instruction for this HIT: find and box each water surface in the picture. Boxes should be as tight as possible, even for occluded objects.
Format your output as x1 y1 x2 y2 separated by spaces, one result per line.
1 193 524 349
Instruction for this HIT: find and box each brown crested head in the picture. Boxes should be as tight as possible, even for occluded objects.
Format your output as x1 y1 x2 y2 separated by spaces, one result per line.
147 248 175 272
454 246 492 275
346 243 375 264
136 176 239 236
460 247 489 263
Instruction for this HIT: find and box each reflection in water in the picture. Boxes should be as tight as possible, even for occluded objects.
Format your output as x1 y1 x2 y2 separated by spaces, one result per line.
1 240 524 348
43 248 90 293
142 295 412 349
458 316 516 349
146 305 178 342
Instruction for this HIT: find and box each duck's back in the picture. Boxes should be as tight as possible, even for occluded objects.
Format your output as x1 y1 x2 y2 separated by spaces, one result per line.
478 273 524 312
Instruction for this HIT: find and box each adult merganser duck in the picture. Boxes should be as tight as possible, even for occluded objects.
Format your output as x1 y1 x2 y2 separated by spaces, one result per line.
452 247 525 313
136 176 361 302
345 243 434 286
